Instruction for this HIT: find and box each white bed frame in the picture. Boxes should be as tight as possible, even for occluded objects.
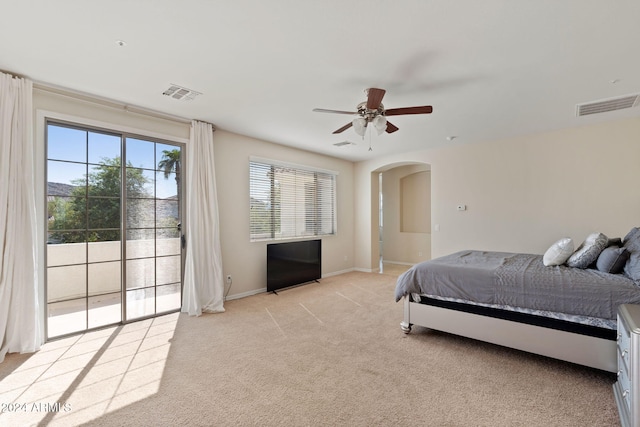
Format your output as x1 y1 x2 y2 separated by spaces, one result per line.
401 296 618 373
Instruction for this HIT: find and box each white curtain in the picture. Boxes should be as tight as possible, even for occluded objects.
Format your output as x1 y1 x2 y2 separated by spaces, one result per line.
182 120 225 316
0 72 42 362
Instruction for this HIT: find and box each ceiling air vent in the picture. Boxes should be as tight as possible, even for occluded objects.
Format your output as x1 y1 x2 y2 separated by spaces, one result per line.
162 84 201 101
333 141 355 147
576 94 640 117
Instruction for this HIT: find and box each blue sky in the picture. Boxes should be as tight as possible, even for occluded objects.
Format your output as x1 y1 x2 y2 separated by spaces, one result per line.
47 124 181 199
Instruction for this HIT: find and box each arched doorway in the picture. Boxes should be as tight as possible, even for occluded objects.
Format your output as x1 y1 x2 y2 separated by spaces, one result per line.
372 162 431 273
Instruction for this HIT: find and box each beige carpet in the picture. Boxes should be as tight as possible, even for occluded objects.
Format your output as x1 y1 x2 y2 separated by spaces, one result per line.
0 270 619 426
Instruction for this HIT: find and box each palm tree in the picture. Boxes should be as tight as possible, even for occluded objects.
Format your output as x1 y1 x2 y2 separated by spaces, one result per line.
158 149 182 202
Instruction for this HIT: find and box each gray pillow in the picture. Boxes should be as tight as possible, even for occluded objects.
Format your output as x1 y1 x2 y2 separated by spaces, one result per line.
596 246 629 274
623 227 640 281
607 237 623 247
566 232 609 269
623 227 640 247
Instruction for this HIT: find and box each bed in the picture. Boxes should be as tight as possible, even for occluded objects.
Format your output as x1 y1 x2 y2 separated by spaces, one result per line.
395 233 640 373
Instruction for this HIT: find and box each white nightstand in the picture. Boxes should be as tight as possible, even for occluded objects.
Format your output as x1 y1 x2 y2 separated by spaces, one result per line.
614 304 640 427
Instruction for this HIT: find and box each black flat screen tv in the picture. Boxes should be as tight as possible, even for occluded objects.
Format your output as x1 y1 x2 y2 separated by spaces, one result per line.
267 239 321 292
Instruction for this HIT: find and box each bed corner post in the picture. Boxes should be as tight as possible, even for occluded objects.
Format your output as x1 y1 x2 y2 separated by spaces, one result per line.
400 295 412 334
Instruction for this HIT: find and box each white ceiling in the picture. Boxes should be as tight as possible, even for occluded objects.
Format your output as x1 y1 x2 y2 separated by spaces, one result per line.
2 0 640 161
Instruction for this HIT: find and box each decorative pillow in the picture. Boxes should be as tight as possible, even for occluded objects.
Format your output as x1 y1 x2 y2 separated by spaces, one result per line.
623 227 640 247
542 237 574 266
596 246 630 274
622 227 640 281
566 232 609 269
607 237 623 247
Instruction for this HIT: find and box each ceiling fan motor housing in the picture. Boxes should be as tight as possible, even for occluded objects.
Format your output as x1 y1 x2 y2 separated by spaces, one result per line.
356 101 385 122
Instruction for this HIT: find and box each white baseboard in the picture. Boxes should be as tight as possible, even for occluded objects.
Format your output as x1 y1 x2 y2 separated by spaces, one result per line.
382 260 415 266
225 287 266 301
322 268 355 278
225 267 377 301
354 267 376 273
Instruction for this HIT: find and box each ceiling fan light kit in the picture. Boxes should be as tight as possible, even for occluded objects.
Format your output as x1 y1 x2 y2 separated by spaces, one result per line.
372 115 387 135
313 87 433 140
352 117 368 137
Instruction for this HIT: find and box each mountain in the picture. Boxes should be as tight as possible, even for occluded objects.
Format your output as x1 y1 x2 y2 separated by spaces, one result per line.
47 182 75 197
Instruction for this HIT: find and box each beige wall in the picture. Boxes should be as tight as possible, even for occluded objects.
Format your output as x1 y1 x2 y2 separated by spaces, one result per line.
34 88 191 140
33 89 355 306
401 170 430 233
33 88 640 300
381 165 431 265
213 130 355 298
354 117 640 271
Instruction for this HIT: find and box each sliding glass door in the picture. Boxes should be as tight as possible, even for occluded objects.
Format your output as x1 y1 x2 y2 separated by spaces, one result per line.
124 138 182 320
46 122 183 339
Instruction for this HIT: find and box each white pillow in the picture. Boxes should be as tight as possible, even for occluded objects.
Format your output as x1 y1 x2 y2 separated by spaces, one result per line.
543 237 574 266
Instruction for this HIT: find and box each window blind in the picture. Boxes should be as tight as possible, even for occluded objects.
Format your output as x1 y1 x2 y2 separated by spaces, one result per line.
249 159 336 241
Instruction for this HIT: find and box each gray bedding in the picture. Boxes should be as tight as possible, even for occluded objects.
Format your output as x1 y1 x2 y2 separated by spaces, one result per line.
395 250 640 320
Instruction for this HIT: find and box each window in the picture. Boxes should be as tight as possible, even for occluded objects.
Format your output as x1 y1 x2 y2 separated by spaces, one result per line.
250 158 337 241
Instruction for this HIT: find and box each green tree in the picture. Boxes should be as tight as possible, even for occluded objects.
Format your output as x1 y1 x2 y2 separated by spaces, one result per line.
48 157 150 243
250 197 271 236
158 149 181 202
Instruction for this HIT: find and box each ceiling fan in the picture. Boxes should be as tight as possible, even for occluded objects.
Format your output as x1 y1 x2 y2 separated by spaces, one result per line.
313 88 433 136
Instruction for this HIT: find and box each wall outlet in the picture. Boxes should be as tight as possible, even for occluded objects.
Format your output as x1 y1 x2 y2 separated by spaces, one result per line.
226 275 232 284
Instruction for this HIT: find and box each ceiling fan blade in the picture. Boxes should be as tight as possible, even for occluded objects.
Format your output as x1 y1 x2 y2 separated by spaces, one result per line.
385 106 433 116
332 122 353 134
366 88 386 110
385 121 399 134
313 108 357 115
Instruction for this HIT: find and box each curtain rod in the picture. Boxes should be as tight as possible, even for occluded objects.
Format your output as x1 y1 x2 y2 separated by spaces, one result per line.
0 69 28 79
192 119 216 130
33 81 193 125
